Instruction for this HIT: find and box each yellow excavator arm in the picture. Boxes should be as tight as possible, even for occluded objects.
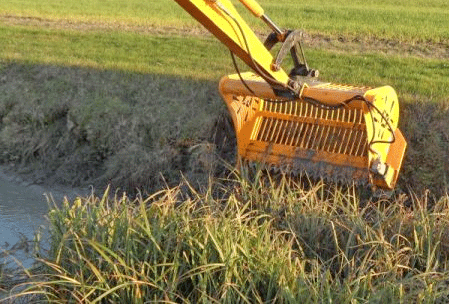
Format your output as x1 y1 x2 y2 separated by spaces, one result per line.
173 0 407 190
173 0 290 89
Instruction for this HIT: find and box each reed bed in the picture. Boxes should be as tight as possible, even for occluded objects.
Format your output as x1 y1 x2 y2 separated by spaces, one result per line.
7 174 449 303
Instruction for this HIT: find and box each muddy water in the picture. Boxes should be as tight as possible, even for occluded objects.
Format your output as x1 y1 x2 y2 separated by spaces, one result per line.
0 168 89 268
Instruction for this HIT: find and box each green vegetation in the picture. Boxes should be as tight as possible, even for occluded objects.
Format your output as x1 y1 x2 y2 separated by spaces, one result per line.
1 0 449 42
0 64 223 190
0 0 447 193
267 1 449 42
0 0 196 28
1 25 448 100
0 25 231 80
0 61 447 195
1 0 449 301
7 177 449 302
1 2 448 195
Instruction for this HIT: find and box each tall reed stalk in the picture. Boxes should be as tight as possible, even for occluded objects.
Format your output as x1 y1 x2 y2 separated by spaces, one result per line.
8 174 449 303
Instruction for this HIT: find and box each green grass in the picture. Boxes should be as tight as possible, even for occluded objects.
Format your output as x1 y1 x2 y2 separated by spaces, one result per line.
1 1 449 301
263 1 449 42
309 52 449 102
0 25 231 80
1 0 449 42
0 0 196 28
2 0 448 100
1 24 448 101
7 176 449 302
1 1 448 195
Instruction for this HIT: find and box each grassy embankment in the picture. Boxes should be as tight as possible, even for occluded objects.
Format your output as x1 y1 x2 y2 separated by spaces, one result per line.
1 0 449 192
1 0 449 301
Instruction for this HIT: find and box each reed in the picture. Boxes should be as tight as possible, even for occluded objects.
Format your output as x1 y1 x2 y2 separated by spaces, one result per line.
8 174 449 303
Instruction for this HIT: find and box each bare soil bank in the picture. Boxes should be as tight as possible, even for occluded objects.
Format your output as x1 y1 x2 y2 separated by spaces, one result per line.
0 62 448 196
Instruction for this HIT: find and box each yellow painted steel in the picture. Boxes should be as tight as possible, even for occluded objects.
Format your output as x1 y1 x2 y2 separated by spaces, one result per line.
238 0 265 17
219 73 407 189
363 86 401 189
173 0 289 88
172 0 407 189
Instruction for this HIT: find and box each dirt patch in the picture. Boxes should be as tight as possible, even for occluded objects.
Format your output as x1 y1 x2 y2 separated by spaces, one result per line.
1 15 448 60
303 32 449 60
0 15 207 37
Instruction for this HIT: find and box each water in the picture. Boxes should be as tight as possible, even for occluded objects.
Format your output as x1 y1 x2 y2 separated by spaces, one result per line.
0 168 89 268
0 177 47 267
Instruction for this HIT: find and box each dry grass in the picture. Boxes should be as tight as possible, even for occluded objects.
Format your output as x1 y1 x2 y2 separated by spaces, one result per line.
400 99 449 195
0 63 228 193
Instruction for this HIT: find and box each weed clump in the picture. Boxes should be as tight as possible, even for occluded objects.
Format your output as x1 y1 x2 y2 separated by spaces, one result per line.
7 176 449 303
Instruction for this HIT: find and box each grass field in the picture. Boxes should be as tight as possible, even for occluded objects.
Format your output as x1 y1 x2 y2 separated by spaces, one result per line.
1 24 449 100
1 0 449 42
1 0 448 194
1 0 449 99
0 1 447 189
1 1 449 301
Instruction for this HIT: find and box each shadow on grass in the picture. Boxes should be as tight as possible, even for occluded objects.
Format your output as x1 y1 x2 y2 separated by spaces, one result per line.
0 62 447 197
400 99 449 196
0 62 234 195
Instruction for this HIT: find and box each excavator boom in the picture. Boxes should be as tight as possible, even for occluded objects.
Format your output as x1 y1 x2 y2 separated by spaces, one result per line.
173 0 290 90
173 0 407 189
